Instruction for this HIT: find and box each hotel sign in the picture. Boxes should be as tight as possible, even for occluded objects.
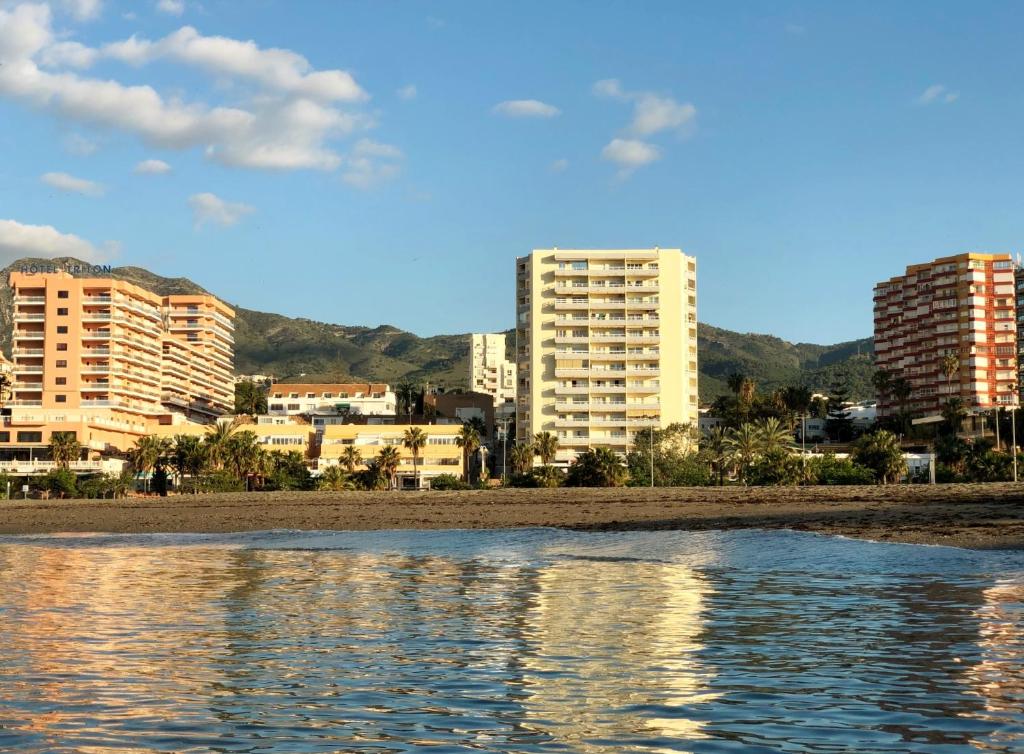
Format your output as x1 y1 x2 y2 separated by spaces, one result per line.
19 263 114 276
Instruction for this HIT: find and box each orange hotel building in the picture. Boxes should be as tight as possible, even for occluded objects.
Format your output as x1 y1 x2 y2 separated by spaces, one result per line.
2 271 235 459
873 252 1018 418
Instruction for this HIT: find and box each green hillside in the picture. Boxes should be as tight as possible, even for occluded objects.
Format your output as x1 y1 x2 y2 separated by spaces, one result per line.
0 257 877 402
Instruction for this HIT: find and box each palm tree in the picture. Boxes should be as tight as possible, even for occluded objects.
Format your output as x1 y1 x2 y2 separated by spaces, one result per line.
593 446 628 487
701 426 732 485
851 430 907 485
456 423 481 483
234 380 267 416
510 442 535 475
941 352 960 398
727 423 760 484
225 431 264 486
317 465 350 491
941 396 967 437
403 427 427 489
171 434 207 483
204 418 239 470
340 445 362 474
757 417 793 455
533 431 559 465
48 432 81 470
377 445 401 489
872 369 892 401
396 382 417 422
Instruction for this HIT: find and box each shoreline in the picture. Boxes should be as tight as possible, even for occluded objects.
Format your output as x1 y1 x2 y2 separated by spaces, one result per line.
1 485 1023 550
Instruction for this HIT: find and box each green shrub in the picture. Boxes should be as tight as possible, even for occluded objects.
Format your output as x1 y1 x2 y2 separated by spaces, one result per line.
33 468 77 498
429 474 469 490
747 449 806 486
806 453 875 485
179 471 245 493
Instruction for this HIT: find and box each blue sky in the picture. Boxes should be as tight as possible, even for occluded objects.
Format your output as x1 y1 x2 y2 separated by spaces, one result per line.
1 1 1022 344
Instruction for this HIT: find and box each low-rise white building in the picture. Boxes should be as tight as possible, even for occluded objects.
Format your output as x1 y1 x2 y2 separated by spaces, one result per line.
266 383 397 416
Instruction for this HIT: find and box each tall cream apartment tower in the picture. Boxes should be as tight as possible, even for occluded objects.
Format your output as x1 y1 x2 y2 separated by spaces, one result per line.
515 248 698 462
469 333 517 415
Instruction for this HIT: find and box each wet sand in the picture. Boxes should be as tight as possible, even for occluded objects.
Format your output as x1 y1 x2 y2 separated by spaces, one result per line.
1 485 1023 549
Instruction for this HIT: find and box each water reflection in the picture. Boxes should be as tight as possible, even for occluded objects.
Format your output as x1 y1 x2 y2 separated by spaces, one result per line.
0 530 1020 753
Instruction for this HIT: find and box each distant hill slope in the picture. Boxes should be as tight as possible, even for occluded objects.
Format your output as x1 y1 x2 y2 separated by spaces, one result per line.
0 257 877 402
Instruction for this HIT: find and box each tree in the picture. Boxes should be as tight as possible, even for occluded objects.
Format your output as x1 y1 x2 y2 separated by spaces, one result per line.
727 423 760 484
235 380 268 416
456 423 481 482
825 379 855 442
353 460 388 491
940 352 960 397
339 446 362 474
533 431 559 465
510 442 535 475
701 426 732 485
627 423 707 487
396 382 418 421
128 435 171 483
872 369 892 403
403 427 427 489
204 418 239 470
757 417 793 455
377 445 401 489
171 434 207 481
565 447 628 487
888 376 913 435
940 397 967 438
48 431 81 470
224 431 265 486
782 385 812 430
850 430 907 485
317 465 350 491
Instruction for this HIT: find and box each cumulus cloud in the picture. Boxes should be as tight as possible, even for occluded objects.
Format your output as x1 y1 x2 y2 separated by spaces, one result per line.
41 171 104 196
397 84 417 100
601 138 660 176
550 157 569 173
134 158 171 174
916 84 958 105
342 138 402 188
188 192 254 227
156 0 184 15
61 0 101 22
0 218 104 263
492 99 560 118
0 3 374 172
593 78 695 175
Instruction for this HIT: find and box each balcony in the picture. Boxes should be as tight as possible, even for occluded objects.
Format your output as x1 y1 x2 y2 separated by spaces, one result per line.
554 335 590 344
12 348 44 356
553 386 590 395
13 313 45 321
13 296 46 304
13 365 43 373
6 400 42 407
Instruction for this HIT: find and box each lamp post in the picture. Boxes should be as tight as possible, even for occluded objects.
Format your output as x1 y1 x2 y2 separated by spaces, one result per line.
649 420 655 489
1011 383 1019 483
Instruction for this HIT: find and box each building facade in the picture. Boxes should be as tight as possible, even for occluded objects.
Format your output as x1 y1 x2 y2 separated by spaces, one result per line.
4 271 234 457
469 333 516 417
874 253 1017 418
266 383 396 416
317 422 464 487
515 248 699 463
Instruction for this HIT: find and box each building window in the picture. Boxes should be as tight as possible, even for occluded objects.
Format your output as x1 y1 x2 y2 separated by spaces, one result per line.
0 432 8 442
17 432 42 443
56 343 68 351
289 393 299 398
55 377 67 385
56 360 67 368
55 395 66 403
57 291 69 299
287 403 300 410
270 403 283 411
57 326 68 334
306 393 315 398
57 308 68 316
324 393 334 399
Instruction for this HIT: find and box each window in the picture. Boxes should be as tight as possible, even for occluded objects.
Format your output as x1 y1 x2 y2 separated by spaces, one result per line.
270 403 283 411
57 291 69 299
0 432 8 442
56 343 68 351
306 393 315 398
57 307 68 316
289 392 299 398
55 395 66 403
56 360 67 368
57 325 68 334
287 403 300 410
323 392 334 399
17 431 42 443
55 377 67 385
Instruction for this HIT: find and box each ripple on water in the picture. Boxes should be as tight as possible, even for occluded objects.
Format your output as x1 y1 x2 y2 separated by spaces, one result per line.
0 528 1021 753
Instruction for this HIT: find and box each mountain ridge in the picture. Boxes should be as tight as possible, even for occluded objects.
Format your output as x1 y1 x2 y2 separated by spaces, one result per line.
0 257 876 401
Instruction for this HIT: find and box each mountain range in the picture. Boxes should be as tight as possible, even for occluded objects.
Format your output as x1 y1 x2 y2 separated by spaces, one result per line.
0 258 876 402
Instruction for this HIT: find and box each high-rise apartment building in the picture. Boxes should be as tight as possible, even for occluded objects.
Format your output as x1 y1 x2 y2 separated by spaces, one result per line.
469 333 516 416
515 248 698 462
4 271 234 457
873 253 1017 418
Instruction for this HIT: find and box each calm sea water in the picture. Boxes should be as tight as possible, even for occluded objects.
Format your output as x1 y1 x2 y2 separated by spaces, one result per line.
0 529 1022 754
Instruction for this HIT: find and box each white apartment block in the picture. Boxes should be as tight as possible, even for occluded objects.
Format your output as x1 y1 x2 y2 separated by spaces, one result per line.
266 383 397 417
469 333 517 413
516 248 698 463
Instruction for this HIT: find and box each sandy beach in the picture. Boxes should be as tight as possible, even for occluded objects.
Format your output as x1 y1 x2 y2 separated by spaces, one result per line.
0 485 1022 549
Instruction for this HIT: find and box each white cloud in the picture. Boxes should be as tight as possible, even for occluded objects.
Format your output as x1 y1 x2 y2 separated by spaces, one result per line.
61 0 101 22
0 3 373 171
188 192 253 227
397 84 417 100
492 99 560 118
0 218 104 263
550 158 568 173
62 132 97 155
601 138 660 175
342 138 402 188
630 93 696 136
916 84 959 105
592 78 626 99
41 171 104 196
134 158 171 174
156 0 184 16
